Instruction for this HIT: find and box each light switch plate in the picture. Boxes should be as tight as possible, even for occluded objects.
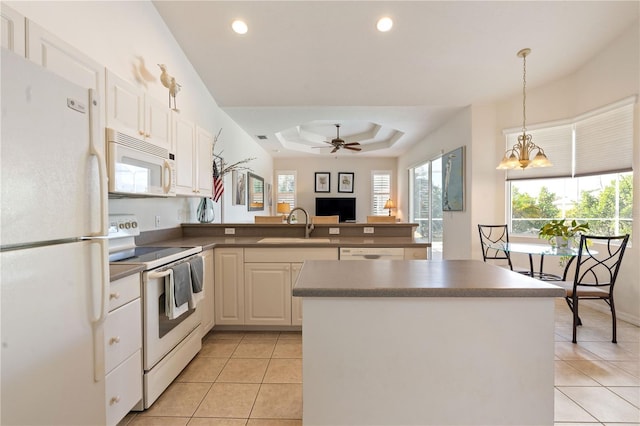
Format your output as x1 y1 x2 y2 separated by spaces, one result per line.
364 227 375 234
329 227 340 235
225 228 236 235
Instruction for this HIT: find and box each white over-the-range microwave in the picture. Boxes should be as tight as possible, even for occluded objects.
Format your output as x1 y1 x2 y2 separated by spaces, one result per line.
106 128 176 197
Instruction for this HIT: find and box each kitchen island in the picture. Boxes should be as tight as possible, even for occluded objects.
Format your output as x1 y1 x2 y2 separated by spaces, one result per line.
293 259 565 426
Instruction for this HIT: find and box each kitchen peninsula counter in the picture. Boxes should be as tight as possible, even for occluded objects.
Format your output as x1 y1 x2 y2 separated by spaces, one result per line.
294 259 563 426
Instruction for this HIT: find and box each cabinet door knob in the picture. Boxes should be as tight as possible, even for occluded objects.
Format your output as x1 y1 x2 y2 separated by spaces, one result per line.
138 130 145 136
145 133 151 138
109 336 121 345
109 396 121 405
109 292 120 300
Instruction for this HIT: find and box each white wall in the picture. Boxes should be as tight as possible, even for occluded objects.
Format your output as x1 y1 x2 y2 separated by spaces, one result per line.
497 22 640 324
7 0 272 230
273 156 397 223
397 108 473 259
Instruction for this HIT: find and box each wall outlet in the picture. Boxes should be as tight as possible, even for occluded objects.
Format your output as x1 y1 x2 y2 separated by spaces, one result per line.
364 227 374 234
225 228 236 235
155 215 161 228
329 227 340 235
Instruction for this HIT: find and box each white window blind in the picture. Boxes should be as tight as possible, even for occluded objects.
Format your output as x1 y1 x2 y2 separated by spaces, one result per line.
574 102 634 176
276 170 296 210
505 124 573 180
372 171 391 215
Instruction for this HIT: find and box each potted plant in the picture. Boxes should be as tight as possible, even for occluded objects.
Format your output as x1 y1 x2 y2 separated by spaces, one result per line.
538 219 589 248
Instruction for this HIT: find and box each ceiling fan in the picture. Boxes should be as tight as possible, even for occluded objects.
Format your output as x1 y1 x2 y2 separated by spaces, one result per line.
317 124 362 154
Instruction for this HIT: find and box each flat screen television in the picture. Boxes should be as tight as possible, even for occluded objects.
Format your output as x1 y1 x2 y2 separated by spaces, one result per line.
315 197 356 223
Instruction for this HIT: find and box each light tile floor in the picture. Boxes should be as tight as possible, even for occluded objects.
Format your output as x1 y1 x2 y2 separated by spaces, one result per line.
120 299 639 425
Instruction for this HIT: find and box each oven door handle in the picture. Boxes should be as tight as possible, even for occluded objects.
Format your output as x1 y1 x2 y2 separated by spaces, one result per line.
148 269 173 280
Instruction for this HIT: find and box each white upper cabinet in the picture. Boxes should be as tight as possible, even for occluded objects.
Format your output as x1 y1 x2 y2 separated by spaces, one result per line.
174 113 213 197
196 126 213 196
105 70 171 153
1 4 26 56
174 114 197 196
26 20 105 140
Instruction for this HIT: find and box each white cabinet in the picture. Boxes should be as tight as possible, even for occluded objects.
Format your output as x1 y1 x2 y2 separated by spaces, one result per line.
244 263 292 325
196 126 213 196
26 20 105 138
243 248 339 326
200 249 215 335
105 273 142 426
214 248 245 325
174 116 213 197
1 4 25 55
105 70 171 153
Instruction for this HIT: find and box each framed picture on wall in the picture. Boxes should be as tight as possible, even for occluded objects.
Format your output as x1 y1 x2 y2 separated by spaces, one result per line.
315 172 330 193
442 146 465 211
232 170 246 205
338 172 354 193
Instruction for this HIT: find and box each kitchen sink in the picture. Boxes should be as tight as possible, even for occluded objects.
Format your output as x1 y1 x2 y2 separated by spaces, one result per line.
258 238 331 243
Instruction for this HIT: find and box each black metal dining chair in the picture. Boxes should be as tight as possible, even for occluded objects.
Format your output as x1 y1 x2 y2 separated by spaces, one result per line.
555 234 629 344
477 224 528 274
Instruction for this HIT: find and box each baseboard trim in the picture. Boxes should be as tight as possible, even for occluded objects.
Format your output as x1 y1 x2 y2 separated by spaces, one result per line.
582 300 640 327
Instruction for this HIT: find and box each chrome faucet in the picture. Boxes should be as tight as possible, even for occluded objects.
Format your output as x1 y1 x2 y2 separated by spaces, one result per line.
287 207 315 238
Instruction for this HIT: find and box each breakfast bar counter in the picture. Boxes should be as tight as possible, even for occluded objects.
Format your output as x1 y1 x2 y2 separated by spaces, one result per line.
293 259 564 426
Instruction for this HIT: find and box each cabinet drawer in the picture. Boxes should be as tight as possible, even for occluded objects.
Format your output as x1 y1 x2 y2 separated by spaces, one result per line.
244 247 338 263
105 299 142 373
109 273 140 311
105 350 142 426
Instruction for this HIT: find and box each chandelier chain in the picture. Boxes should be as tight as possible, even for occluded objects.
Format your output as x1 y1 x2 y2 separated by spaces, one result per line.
522 52 527 133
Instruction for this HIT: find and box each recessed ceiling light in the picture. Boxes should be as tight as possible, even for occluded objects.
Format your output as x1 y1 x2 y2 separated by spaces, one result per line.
376 17 393 32
232 20 248 35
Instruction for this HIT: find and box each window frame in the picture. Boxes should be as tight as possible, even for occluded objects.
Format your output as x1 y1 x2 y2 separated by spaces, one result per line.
371 170 392 216
275 170 297 211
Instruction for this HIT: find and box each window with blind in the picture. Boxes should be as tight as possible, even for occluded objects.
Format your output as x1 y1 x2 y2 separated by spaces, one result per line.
506 97 635 240
371 170 391 216
276 170 296 210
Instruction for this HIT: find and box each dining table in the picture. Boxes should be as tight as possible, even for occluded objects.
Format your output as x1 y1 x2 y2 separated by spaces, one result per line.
486 242 598 281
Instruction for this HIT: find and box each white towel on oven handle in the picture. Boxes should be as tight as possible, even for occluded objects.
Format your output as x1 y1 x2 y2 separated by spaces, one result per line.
161 268 189 320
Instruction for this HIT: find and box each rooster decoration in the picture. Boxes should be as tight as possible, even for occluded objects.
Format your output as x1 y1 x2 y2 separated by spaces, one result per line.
158 64 181 111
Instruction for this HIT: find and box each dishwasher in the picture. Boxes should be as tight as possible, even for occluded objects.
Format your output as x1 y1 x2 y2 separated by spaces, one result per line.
339 247 404 260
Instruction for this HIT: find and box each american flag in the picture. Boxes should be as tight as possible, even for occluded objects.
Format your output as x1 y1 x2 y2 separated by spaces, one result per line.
212 157 224 202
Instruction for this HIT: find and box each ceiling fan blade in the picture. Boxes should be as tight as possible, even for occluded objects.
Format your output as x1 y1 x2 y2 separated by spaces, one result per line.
344 142 361 147
345 145 362 151
330 146 339 154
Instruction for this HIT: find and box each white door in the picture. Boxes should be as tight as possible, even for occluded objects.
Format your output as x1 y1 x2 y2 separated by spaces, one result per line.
1 50 106 245
0 240 108 425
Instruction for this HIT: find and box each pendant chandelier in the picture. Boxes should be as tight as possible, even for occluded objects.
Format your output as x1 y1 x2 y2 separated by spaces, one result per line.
497 48 552 170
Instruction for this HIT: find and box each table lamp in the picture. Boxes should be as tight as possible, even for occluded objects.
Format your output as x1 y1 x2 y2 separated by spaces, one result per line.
277 202 291 221
383 199 396 216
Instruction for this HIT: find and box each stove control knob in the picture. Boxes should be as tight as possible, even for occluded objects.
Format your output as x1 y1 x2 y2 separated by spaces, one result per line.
131 221 138 228
124 222 131 229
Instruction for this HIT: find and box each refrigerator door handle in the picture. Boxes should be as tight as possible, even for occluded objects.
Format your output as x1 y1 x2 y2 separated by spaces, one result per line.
89 239 109 382
88 89 108 237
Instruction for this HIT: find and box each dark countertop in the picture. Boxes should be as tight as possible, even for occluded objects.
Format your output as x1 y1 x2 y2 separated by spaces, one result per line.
109 263 145 282
151 235 429 251
293 259 566 298
109 233 428 281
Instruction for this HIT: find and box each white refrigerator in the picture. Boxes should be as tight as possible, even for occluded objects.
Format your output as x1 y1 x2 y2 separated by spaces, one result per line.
1 49 109 425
